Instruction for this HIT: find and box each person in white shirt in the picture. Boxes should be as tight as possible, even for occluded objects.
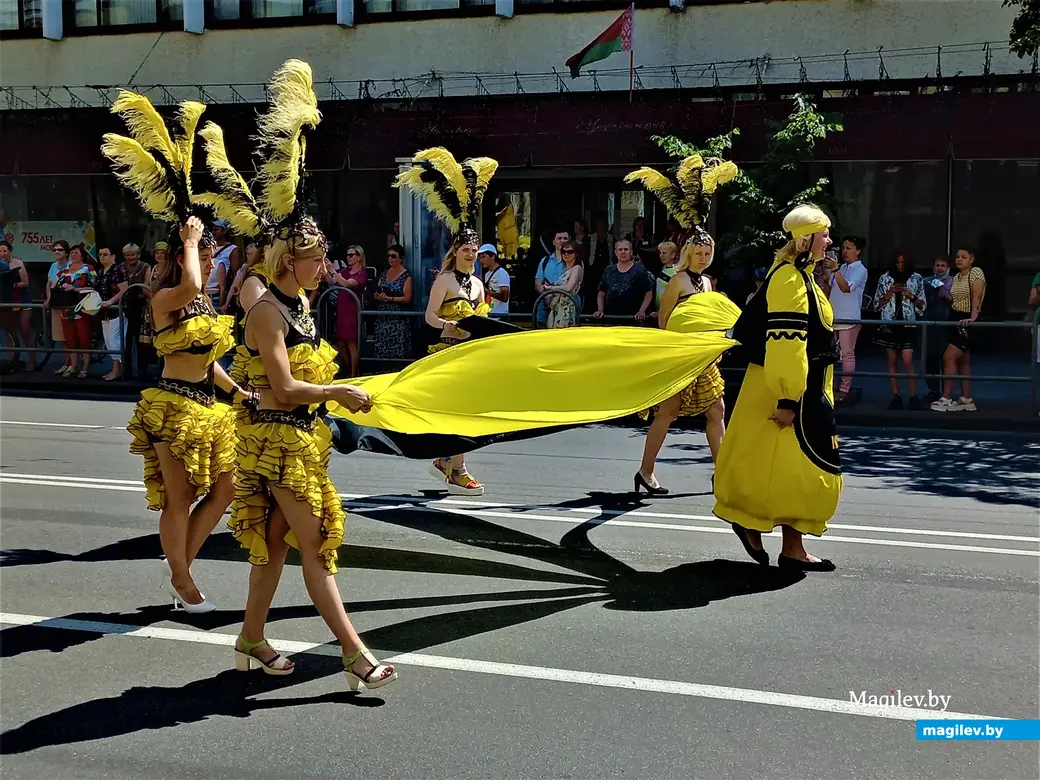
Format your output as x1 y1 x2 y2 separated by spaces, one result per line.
827 235 869 404
207 219 238 309
478 243 510 316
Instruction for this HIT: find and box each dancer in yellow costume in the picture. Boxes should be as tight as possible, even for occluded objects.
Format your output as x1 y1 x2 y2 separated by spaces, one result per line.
625 154 738 494
102 94 255 613
205 60 397 689
395 147 502 496
713 204 842 572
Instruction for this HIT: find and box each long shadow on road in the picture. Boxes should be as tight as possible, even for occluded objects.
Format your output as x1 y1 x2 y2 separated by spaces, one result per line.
0 493 803 754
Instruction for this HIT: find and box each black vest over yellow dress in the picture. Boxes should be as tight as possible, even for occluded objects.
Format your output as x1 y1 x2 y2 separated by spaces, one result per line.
713 258 843 536
127 295 237 511
228 297 343 574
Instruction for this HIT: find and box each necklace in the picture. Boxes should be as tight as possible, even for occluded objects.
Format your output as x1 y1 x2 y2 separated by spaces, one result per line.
453 269 473 300
685 270 705 293
270 284 316 339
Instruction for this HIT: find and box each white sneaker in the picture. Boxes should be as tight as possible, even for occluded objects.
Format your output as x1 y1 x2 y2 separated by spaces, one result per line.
930 397 955 412
953 396 977 412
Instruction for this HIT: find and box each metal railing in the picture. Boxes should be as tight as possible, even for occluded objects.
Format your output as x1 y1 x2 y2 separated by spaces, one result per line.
0 282 149 373
5 283 1037 412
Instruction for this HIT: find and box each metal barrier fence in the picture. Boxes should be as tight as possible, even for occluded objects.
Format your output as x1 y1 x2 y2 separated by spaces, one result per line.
0 282 154 373
4 283 1037 412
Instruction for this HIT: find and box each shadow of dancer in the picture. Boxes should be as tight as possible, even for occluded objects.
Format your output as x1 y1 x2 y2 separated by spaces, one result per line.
0 659 382 755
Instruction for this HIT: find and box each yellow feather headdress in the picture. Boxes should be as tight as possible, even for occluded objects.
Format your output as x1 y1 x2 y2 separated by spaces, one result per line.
395 147 499 245
625 153 739 244
193 59 324 251
101 91 208 236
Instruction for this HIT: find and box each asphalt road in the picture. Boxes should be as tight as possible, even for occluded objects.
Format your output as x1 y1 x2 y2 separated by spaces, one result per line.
0 395 1038 780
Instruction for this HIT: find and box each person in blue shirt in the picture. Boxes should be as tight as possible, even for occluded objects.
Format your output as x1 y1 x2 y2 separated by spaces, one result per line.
534 228 569 325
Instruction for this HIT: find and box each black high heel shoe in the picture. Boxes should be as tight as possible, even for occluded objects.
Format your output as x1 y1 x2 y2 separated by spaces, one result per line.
633 472 669 495
731 524 769 566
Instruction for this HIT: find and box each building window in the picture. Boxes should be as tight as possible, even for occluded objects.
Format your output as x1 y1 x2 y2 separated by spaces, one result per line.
209 0 241 19
252 0 303 17
70 0 185 27
102 0 158 25
397 0 458 9
164 0 184 20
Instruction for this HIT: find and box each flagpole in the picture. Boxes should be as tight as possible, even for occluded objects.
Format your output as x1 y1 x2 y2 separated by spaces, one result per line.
628 50 634 104
627 3 634 104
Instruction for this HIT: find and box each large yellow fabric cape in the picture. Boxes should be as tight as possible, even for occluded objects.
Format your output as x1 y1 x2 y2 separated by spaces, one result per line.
328 292 740 438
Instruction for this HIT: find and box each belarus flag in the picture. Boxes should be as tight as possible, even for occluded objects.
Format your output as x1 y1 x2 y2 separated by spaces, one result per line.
565 5 634 79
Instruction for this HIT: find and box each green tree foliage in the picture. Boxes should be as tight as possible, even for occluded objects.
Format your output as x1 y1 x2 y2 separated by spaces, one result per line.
1004 0 1040 58
652 95 842 269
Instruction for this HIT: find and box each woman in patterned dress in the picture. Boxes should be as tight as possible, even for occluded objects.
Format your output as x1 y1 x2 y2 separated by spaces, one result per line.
373 243 413 362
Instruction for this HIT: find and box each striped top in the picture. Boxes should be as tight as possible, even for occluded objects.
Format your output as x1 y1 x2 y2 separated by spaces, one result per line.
950 266 985 314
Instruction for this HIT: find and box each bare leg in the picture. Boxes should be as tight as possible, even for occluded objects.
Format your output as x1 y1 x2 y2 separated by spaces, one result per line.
347 340 360 378
269 485 383 678
638 394 681 483
448 454 466 472
19 310 35 369
780 525 827 563
886 348 899 395
704 398 725 462
941 344 961 399
185 471 235 563
902 349 917 397
240 507 293 667
960 352 972 399
152 443 205 605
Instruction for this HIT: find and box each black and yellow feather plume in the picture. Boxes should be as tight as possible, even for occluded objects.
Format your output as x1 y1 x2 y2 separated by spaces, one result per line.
624 167 699 229
169 101 206 195
102 92 201 223
461 157 499 227
395 147 500 235
100 134 180 221
254 58 321 225
193 122 264 238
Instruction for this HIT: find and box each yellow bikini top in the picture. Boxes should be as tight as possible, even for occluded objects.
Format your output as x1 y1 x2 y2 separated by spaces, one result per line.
243 297 338 390
437 295 491 323
152 295 235 362
245 341 339 391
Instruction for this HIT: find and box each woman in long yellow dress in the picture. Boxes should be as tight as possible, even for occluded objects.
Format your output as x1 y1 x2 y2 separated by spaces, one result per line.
396 147 505 496
625 155 737 494
713 204 842 571
102 94 255 612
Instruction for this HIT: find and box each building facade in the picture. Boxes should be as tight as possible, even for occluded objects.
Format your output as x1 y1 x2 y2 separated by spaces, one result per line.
1 0 1037 317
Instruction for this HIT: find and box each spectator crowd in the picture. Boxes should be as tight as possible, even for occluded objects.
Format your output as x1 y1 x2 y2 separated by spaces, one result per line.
1 212 1037 418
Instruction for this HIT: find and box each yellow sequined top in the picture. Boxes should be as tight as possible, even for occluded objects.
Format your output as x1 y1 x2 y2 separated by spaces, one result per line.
429 295 492 353
152 294 235 363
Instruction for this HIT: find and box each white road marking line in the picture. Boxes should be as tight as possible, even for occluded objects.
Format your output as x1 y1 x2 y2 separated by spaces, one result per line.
4 470 1037 544
0 611 998 722
0 420 115 430
1 473 1038 557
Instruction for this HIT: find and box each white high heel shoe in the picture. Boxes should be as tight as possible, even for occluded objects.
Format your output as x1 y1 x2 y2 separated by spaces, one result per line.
161 569 216 614
343 646 398 692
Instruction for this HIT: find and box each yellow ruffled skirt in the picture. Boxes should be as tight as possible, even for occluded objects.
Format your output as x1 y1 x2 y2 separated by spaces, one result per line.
228 418 343 573
127 388 237 511
639 362 725 421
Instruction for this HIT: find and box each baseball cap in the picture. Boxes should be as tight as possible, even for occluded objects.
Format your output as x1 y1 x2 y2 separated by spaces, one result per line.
212 219 230 229
154 241 170 251
478 243 497 256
